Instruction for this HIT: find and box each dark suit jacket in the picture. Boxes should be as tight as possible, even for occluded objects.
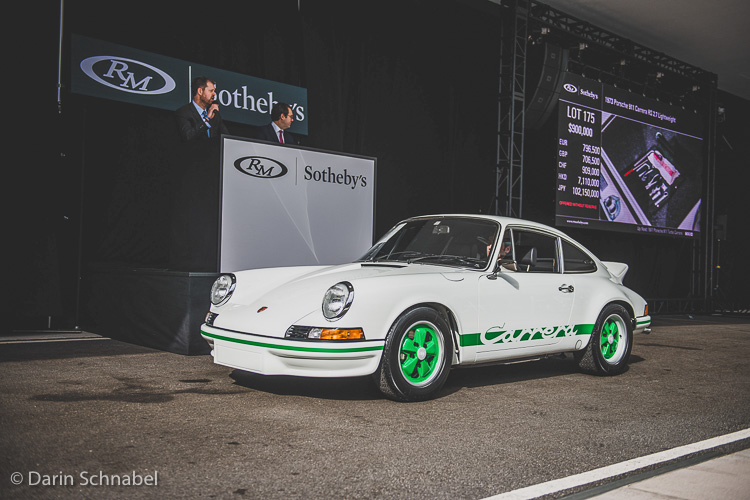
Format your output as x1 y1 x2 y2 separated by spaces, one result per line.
175 102 228 142
256 123 299 145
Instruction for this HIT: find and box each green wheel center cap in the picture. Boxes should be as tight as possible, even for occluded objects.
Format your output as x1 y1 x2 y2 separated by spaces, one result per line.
608 333 615 345
417 347 427 360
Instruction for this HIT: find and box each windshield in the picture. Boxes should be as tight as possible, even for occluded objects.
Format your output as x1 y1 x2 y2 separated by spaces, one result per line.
359 217 500 270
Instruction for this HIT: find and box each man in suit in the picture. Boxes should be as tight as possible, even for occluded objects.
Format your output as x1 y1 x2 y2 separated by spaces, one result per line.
175 76 229 142
256 102 299 145
170 76 228 271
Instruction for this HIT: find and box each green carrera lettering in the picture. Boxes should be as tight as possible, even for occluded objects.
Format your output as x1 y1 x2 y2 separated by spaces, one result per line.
460 324 594 347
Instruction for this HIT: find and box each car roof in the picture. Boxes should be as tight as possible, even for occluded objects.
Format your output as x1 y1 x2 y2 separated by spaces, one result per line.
403 214 596 253
393 214 605 272
404 214 562 234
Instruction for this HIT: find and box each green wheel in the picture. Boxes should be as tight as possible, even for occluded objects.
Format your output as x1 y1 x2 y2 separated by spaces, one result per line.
374 307 453 401
599 313 628 364
577 304 633 375
398 321 445 386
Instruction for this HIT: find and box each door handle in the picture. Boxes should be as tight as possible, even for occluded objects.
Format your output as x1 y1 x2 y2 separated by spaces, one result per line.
558 284 574 293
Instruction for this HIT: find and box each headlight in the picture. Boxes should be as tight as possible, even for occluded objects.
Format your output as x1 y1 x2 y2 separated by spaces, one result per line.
322 282 354 320
210 274 236 306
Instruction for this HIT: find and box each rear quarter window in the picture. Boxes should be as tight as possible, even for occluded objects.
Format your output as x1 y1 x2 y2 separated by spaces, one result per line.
562 240 597 273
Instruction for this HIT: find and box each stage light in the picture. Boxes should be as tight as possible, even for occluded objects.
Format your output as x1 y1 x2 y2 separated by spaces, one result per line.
578 42 588 51
528 26 550 45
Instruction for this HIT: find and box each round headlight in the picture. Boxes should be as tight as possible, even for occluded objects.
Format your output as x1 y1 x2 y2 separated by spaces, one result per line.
210 274 236 306
322 282 354 320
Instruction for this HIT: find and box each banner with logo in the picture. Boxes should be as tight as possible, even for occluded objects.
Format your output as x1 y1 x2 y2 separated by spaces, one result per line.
220 137 376 272
71 34 308 135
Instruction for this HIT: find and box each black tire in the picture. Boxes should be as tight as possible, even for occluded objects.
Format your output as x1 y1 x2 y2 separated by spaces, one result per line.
374 307 453 402
577 304 633 375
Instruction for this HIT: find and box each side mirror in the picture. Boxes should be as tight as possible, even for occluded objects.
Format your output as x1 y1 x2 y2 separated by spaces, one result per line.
498 259 518 272
488 258 517 279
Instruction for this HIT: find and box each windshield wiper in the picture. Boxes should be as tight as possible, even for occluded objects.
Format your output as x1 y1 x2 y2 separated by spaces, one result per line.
407 254 486 268
372 251 423 262
406 254 443 264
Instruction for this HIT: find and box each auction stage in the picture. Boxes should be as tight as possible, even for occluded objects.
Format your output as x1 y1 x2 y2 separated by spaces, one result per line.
81 266 216 355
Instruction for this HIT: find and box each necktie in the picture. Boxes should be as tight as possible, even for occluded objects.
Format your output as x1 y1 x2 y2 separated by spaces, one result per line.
202 110 211 137
279 130 284 143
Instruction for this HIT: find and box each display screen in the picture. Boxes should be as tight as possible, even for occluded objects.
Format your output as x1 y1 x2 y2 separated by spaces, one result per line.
555 73 704 238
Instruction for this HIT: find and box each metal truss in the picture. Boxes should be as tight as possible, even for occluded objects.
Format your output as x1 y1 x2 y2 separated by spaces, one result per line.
495 0 528 217
527 2 715 85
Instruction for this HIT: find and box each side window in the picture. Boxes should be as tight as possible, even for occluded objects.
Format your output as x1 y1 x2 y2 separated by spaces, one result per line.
509 229 560 273
562 240 597 273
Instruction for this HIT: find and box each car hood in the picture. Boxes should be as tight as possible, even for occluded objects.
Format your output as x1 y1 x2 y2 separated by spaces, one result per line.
211 262 472 336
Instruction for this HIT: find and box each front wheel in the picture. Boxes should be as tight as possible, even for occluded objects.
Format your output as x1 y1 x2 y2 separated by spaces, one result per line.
374 307 453 402
577 304 633 375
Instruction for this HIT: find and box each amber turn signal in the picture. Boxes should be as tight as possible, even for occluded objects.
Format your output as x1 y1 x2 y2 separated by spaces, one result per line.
320 328 365 340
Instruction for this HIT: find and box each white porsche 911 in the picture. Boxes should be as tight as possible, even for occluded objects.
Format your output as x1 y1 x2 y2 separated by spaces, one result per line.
201 215 651 401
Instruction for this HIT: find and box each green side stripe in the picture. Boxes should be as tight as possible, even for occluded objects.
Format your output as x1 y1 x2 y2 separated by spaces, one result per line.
460 324 595 347
202 330 384 353
460 333 482 348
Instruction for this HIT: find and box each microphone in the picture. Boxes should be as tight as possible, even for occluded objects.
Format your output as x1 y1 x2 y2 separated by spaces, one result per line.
208 101 220 117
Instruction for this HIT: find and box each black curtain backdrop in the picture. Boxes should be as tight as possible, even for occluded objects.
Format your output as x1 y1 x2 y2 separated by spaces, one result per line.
64 0 500 270
13 0 750 329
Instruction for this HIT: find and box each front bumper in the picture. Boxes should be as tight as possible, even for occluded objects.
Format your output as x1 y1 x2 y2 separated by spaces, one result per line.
201 325 384 378
634 315 652 334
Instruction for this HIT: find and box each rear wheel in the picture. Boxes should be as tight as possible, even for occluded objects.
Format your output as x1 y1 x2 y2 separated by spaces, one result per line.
577 304 633 375
374 307 453 401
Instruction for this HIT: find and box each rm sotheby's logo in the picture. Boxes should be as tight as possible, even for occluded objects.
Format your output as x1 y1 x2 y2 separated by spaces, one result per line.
563 83 578 93
80 56 176 95
234 156 289 179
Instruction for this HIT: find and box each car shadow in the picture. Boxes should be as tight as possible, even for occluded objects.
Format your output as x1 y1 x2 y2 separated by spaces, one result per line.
443 355 576 393
440 354 643 398
228 353 645 402
229 370 383 401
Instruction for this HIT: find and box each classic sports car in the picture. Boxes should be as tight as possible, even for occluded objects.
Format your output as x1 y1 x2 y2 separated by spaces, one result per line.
201 215 651 401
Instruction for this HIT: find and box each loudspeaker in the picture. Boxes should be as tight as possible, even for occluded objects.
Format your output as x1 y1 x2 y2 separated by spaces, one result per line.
525 44 568 130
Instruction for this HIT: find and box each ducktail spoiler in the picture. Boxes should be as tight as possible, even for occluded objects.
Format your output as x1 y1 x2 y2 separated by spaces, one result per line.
601 261 628 285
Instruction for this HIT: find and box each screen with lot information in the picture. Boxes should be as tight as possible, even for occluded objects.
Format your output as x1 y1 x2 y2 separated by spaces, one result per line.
555 72 704 238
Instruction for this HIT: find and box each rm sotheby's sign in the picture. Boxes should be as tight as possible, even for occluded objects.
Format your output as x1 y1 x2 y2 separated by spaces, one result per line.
220 137 376 273
71 34 308 135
